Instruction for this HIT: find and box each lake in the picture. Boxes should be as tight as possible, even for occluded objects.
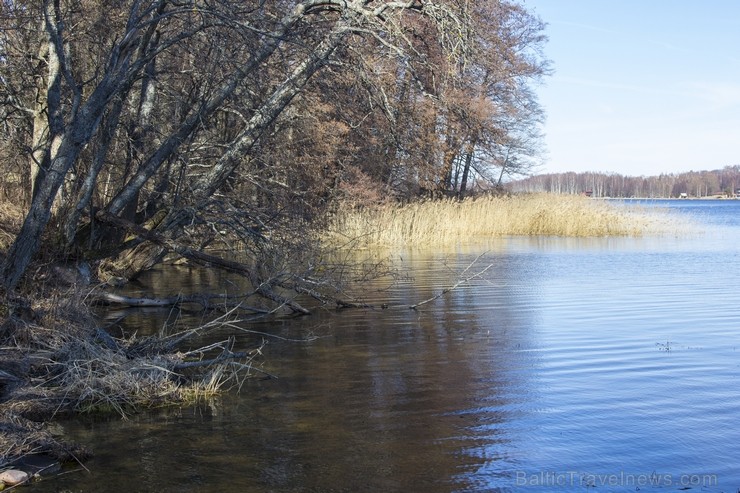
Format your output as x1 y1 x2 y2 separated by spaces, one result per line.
37 200 740 492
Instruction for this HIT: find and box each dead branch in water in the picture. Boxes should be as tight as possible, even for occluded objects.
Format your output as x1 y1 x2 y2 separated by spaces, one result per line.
319 253 494 311
173 351 248 371
409 253 494 310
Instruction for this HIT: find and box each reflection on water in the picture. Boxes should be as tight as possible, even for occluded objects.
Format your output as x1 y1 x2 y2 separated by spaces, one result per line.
39 201 740 492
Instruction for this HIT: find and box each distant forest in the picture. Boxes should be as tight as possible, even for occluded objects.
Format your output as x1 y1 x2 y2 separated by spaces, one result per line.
508 165 740 198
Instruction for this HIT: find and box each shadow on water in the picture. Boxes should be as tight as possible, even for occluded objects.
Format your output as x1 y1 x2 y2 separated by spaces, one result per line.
35 200 740 492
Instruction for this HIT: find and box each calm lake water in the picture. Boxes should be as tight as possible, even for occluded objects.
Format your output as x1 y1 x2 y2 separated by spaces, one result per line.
38 200 740 492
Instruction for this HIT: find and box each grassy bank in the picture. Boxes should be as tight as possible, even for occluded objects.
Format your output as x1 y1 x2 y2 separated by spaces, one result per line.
327 193 667 246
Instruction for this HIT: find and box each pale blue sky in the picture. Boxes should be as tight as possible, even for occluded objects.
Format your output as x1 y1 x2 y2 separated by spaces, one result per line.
522 0 740 176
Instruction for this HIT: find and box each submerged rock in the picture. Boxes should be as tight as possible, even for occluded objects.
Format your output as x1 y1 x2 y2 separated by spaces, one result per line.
0 469 29 485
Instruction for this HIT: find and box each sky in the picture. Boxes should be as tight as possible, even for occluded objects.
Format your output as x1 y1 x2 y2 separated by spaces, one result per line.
522 0 740 176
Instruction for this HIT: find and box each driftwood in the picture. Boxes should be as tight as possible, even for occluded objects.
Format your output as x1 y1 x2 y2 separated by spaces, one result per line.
94 292 191 307
334 298 379 309
90 290 270 314
172 351 247 371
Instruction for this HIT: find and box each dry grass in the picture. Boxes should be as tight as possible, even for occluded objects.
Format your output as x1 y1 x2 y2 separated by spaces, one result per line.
2 310 259 415
0 290 261 467
326 193 670 247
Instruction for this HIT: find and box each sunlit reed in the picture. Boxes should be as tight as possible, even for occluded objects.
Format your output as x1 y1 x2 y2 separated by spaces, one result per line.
327 193 673 247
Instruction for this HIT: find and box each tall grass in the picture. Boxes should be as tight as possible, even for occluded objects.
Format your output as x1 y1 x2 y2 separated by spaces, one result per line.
327 193 667 247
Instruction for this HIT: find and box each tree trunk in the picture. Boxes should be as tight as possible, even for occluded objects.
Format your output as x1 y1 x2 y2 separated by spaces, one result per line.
193 26 344 200
2 73 141 290
438 123 459 194
458 148 473 198
62 93 127 248
30 10 64 204
3 136 84 289
497 149 511 187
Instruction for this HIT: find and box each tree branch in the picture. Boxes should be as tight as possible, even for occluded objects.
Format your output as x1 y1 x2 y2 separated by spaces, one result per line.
409 253 493 310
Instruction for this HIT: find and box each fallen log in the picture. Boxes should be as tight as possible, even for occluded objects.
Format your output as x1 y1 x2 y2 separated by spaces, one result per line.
93 292 187 307
89 290 271 313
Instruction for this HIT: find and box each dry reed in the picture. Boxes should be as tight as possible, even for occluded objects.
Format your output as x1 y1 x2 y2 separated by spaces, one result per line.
2 308 260 419
327 193 668 247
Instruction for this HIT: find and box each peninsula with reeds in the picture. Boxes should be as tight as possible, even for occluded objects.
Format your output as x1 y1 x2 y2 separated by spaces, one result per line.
327 193 663 247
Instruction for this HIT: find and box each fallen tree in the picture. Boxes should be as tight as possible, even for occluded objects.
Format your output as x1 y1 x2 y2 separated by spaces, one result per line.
94 211 313 314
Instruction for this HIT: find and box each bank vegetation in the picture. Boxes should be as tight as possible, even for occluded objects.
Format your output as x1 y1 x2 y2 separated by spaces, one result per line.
0 0 555 476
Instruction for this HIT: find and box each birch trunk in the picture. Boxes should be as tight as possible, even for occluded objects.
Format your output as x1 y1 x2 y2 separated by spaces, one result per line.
1 2 157 289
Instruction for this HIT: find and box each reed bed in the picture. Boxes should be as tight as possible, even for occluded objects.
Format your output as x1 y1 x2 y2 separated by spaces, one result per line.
327 193 667 247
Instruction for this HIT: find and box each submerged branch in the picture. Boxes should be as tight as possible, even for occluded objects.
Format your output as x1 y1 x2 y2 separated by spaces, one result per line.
409 254 494 310
172 351 248 371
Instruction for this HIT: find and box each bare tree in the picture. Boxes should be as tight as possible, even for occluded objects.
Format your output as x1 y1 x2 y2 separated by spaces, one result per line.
1 0 472 302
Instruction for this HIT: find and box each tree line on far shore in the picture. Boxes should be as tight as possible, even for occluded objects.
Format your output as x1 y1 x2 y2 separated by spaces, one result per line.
507 165 740 198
